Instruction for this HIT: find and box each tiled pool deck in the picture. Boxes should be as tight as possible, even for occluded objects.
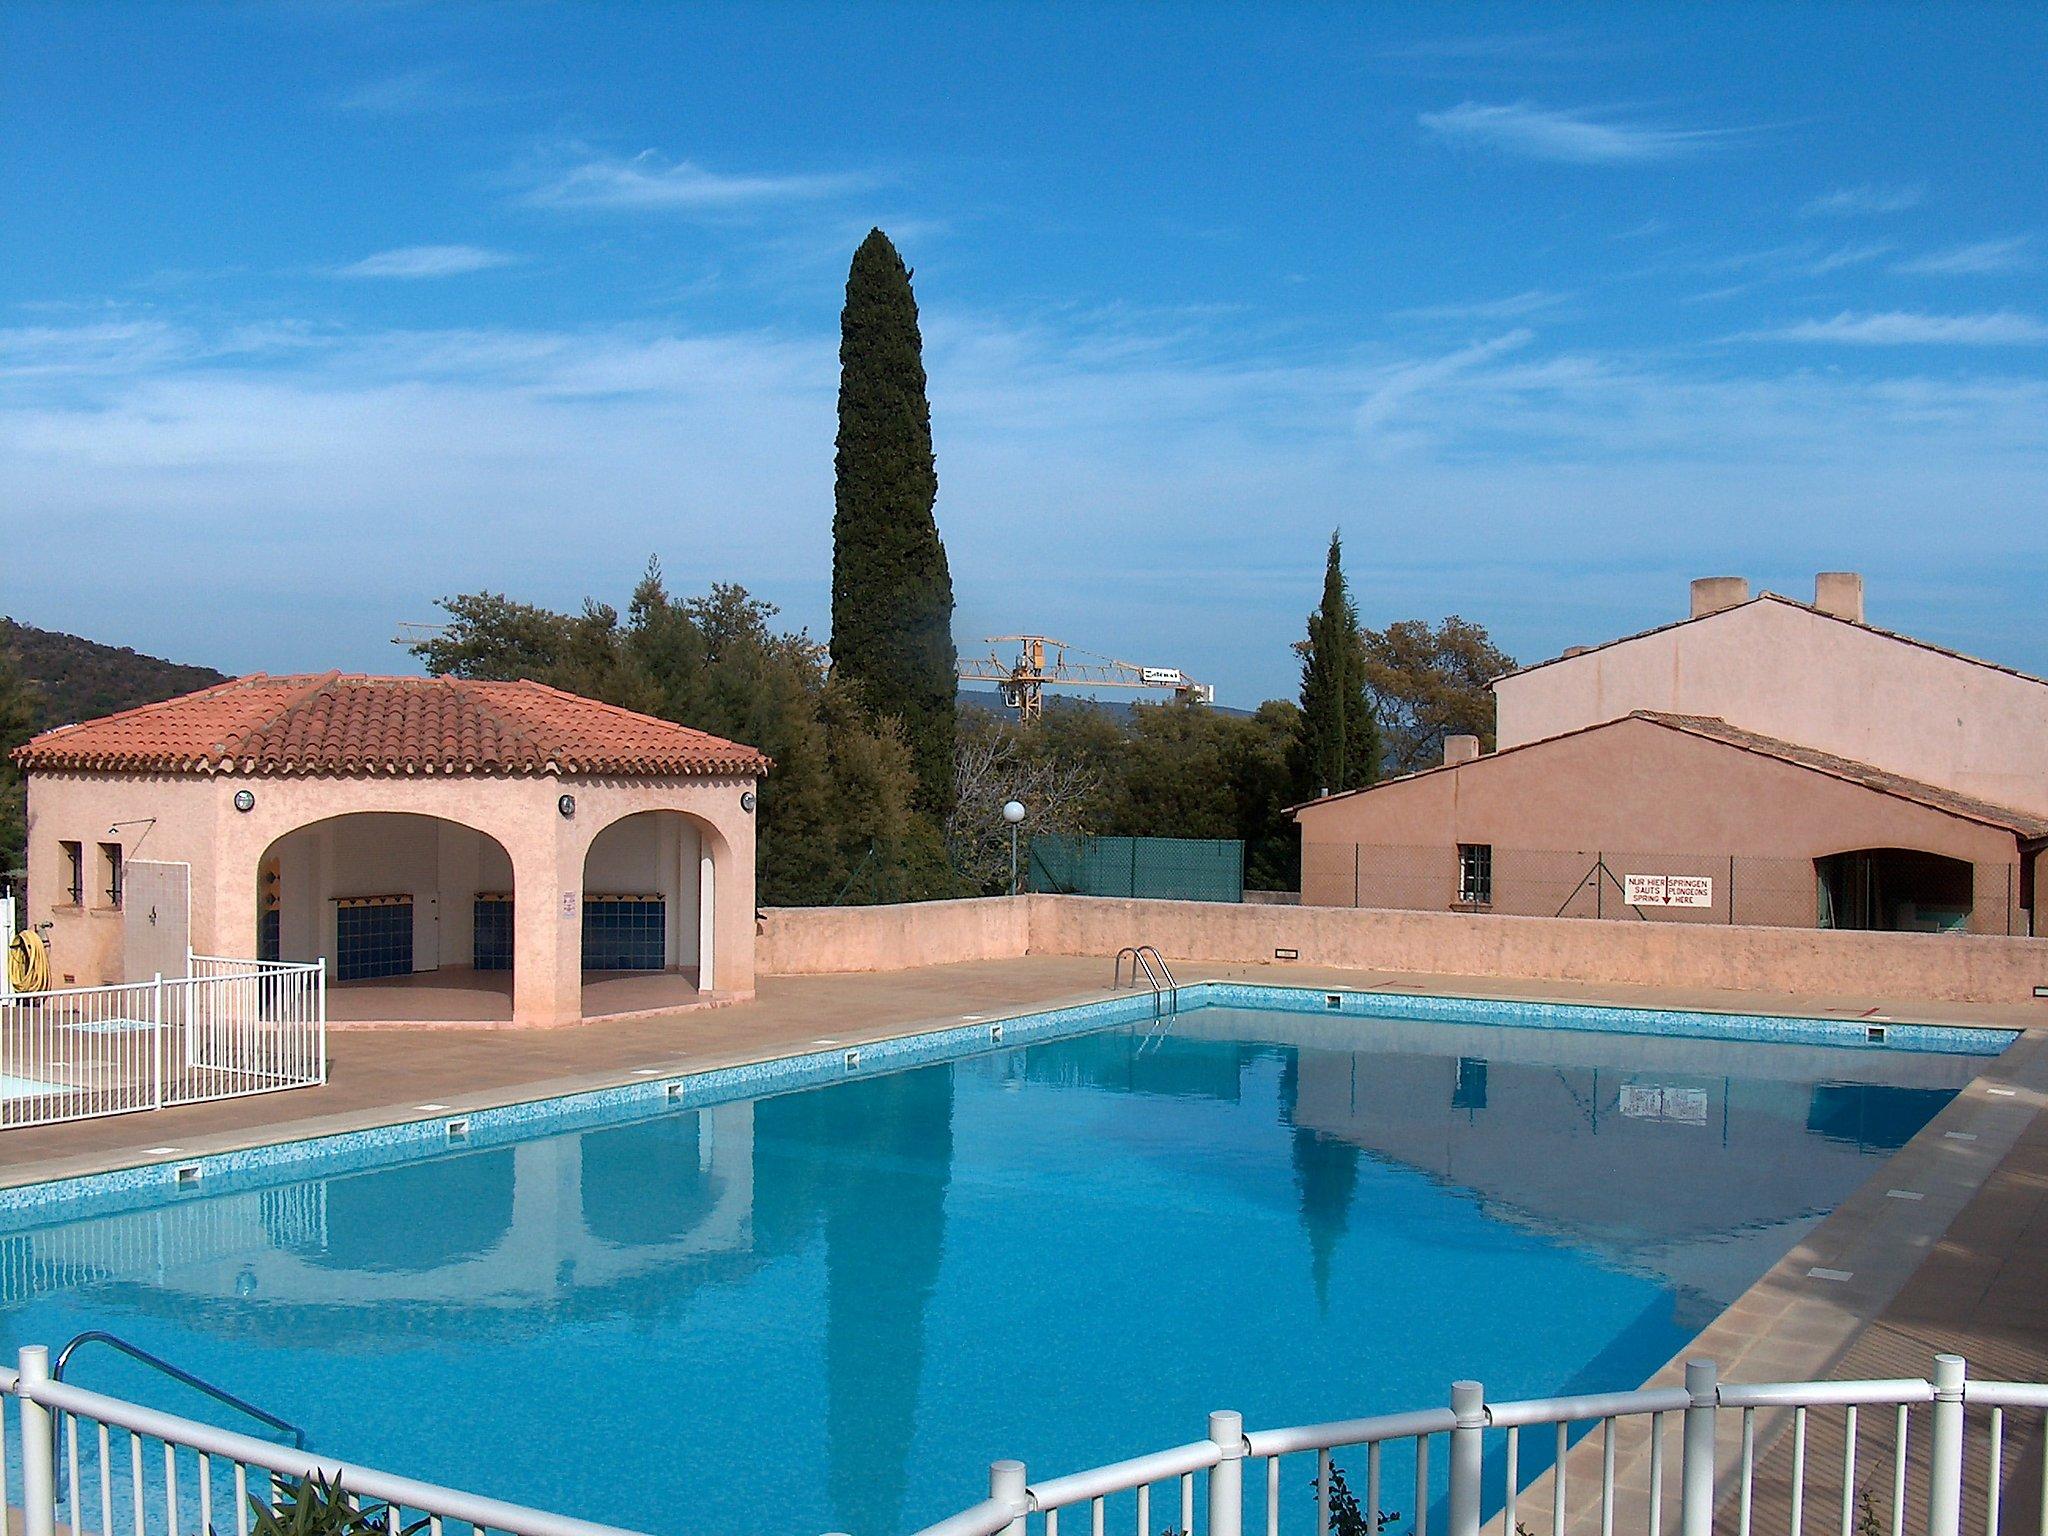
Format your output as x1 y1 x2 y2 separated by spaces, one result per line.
4 955 2046 1524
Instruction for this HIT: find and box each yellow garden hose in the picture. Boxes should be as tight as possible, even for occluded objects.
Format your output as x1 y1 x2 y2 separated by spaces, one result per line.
7 928 49 994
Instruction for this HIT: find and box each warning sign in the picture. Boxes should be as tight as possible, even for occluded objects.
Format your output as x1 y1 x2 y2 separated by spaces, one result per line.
1625 874 1713 908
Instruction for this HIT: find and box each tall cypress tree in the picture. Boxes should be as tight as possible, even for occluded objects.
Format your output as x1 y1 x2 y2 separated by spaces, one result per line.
1291 530 1379 798
831 228 957 817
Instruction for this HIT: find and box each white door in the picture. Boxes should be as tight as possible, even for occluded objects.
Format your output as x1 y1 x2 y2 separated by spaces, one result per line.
123 860 191 982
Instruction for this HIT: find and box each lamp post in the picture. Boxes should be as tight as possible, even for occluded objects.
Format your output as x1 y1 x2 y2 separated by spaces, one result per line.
1003 800 1027 897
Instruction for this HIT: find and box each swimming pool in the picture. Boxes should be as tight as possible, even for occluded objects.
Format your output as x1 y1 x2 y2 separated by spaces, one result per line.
0 990 2007 1536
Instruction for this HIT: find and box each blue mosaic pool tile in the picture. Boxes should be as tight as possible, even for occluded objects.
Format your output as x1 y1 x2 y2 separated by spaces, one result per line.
1201 982 2015 1056
0 981 2009 1229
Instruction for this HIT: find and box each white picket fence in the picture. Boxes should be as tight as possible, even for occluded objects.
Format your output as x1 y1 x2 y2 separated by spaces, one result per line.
1 1349 2041 1536
1 956 325 1130
905 1357 2048 1536
1 1347 649 1536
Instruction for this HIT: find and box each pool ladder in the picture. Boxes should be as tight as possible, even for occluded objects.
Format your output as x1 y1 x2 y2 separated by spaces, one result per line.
1114 945 1179 1040
50 1330 307 1501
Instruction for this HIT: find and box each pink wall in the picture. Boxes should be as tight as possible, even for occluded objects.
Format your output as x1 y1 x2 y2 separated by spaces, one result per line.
1290 715 2027 929
753 893 2048 1007
1495 597 2048 816
756 895 1033 974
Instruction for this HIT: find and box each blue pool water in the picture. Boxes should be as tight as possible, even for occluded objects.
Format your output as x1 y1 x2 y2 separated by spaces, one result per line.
0 1002 1994 1536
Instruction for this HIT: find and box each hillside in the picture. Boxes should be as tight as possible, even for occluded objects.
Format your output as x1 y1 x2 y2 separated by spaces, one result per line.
2 619 227 731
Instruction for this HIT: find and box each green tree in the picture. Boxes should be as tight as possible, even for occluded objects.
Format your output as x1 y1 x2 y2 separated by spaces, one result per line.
1291 530 1378 799
413 568 936 907
0 637 38 876
830 228 957 818
1359 616 1515 775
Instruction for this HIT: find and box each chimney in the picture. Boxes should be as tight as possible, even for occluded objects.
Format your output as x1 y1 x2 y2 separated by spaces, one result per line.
1690 576 1750 619
1444 734 1481 767
1814 571 1865 623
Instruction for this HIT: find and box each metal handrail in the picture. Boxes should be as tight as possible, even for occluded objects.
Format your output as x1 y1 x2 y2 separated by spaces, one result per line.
10 1353 651 1536
1114 945 1179 1029
53 1330 308 1467
1113 945 1177 992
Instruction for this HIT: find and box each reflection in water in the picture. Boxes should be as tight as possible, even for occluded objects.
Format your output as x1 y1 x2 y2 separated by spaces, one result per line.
1280 1054 1360 1316
759 1070 954 1536
0 1009 1990 1536
309 1150 517 1275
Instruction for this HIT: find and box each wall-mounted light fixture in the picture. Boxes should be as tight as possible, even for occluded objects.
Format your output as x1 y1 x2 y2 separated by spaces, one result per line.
106 817 158 848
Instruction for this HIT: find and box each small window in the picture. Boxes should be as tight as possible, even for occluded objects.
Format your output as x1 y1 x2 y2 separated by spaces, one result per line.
1458 843 1493 906
60 841 85 906
100 843 124 908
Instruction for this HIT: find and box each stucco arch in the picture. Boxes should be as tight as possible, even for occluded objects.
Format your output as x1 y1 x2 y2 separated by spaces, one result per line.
256 811 520 1003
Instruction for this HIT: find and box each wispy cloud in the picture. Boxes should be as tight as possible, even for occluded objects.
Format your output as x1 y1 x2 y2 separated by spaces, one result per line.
335 67 489 115
1355 329 1534 440
1740 310 2048 345
1683 240 1892 303
1418 101 1733 164
1392 290 1570 322
524 150 872 212
1801 184 1925 218
1893 237 2032 275
8 307 2047 699
327 245 518 279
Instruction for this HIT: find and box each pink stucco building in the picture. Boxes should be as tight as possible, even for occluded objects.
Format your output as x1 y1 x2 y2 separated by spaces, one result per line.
15 673 769 1026
1296 575 2044 935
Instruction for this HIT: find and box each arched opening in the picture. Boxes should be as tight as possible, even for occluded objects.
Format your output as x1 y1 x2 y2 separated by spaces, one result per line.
260 812 516 1023
308 1148 517 1274
579 809 722 1015
1816 847 1976 932
579 1117 722 1248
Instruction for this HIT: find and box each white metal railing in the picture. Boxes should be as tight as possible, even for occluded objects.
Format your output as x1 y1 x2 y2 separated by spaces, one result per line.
1 958 325 1130
2 1345 651 1536
899 1357 2048 1536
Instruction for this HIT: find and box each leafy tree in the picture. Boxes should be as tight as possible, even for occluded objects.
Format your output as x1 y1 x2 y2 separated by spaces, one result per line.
413 565 937 906
831 228 957 818
948 720 1101 895
1290 530 1378 799
1359 616 1515 775
0 638 37 876
958 697 1302 892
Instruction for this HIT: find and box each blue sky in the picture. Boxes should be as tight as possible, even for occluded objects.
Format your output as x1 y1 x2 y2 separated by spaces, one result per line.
3 2 2044 706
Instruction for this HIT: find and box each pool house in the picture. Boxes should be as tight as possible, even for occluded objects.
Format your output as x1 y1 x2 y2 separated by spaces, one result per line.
14 672 769 1027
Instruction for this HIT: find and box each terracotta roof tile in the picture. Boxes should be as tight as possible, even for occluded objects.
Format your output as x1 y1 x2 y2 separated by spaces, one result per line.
13 674 772 779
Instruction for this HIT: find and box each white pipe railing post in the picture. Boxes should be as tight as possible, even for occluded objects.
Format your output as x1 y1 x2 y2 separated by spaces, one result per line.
1680 1359 1718 1536
316 957 329 1084
152 971 166 1110
1449 1382 1486 1536
1928 1355 1966 1536
1209 1412 1245 1536
1 893 16 1002
18 1346 58 1536
992 1459 1029 1536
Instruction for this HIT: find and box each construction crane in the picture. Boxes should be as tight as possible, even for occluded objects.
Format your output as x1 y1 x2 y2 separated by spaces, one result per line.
958 636 1215 722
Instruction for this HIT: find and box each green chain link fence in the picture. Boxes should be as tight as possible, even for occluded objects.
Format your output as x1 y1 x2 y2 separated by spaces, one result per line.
1026 835 1245 903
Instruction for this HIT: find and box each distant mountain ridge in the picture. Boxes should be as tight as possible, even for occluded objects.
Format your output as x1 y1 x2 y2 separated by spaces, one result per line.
2 619 228 732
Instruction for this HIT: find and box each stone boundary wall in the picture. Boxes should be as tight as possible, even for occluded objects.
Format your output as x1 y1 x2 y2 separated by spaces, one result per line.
758 894 2048 1006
